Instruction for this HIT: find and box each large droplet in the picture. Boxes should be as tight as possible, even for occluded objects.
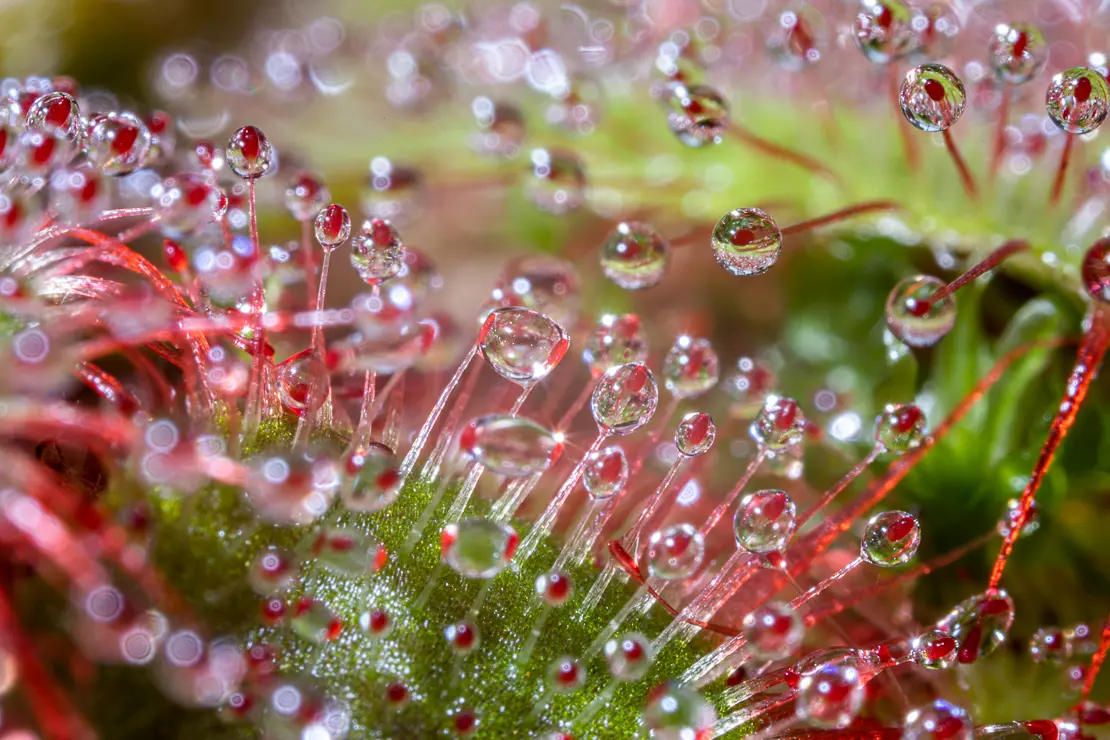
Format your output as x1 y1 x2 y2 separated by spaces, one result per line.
853 0 917 64
226 125 274 179
441 519 518 579
285 172 330 222
583 314 648 376
734 489 797 554
599 221 671 290
276 350 327 416
903 700 973 740
743 601 804 660
25 91 82 141
796 662 865 729
861 510 921 567
486 256 580 330
712 208 782 277
664 82 729 147
988 23 1047 85
899 64 966 133
643 682 716 740
351 218 406 286
309 527 384 577
526 147 586 214
604 633 653 681
875 403 927 453
591 362 659 435
244 448 339 526
1046 67 1110 135
583 445 628 500
458 415 562 478
663 336 719 399
1081 238 1110 303
478 307 570 385
675 412 715 457
314 204 351 251
341 443 401 513
647 523 705 581
935 590 1015 664
885 275 956 347
751 396 806 451
85 112 151 176
153 173 223 239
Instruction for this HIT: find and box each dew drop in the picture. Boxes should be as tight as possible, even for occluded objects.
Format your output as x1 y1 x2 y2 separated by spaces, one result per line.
583 313 648 376
310 527 383 577
486 256 580 330
767 4 828 71
285 172 330 222
647 523 705 581
861 510 920 567
445 621 480 654
797 662 865 728
362 157 423 221
599 221 671 290
583 445 628 500
663 336 720 398
875 403 927 453
351 218 405 285
899 64 966 133
441 519 519 579
734 489 797 554
675 412 716 457
911 629 958 669
903 699 972 740
85 112 151 176
725 357 776 418
712 207 782 277
341 442 401 513
290 598 342 643
276 350 327 416
742 601 804 660
1081 238 1110 303
664 82 729 147
478 307 570 385
886 275 956 347
25 91 82 141
988 23 1047 85
248 548 299 595
643 682 716 740
604 632 653 681
1047 68 1110 135
526 147 586 214
535 571 573 606
314 204 351 251
854 0 918 64
935 590 1015 664
243 448 339 526
1029 627 1070 663
751 396 806 451
591 362 659 435
547 657 586 693
152 173 223 238
459 415 562 477
472 97 526 157
226 125 274 179
996 497 1039 539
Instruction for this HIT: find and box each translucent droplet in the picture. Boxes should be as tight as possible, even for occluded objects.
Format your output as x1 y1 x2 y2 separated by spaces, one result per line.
1029 627 1070 663
535 571 573 606
459 415 562 478
472 97 526 157
314 204 351 251
766 4 828 71
725 357 776 418
591 362 659 435
194 247 253 310
665 82 729 147
935 590 1015 663
351 218 405 285
886 275 956 347
445 621 480 654
362 157 423 221
599 221 671 290
734 489 797 554
526 147 586 214
911 629 958 669
584 445 628 500
854 0 918 64
276 350 327 416
395 248 443 304
1066 624 1098 657
25 91 82 141
996 498 1039 539
310 527 383 576
244 448 339 526
912 3 960 58
988 23 1047 85
797 663 865 728
583 313 648 376
248 548 299 595
261 680 349 739
290 598 342 643
899 64 966 132
643 682 716 740
904 700 972 740
153 173 222 238
663 336 720 398
85 112 151 176
751 396 806 451
547 657 586 693
441 519 519 579
675 412 715 456
285 172 330 222
875 403 927 453
647 523 706 581
712 207 782 277
604 632 653 681
487 256 580 329
478 307 570 385
360 608 391 639
861 510 920 567
743 601 804 660
1047 67 1110 135
341 442 401 513
226 125 274 179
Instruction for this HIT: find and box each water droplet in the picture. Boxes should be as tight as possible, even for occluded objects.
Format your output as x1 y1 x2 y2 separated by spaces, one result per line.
663 336 720 398
886 275 956 347
359 608 391 639
743 601 804 660
486 256 580 329
310 527 383 576
290 598 342 643
314 204 351 251
276 350 327 415
875 403 927 453
526 147 586 214
766 4 828 71
445 621 480 654
226 125 274 179
725 357 777 419
1047 67 1110 135
261 680 348 739
647 523 705 580
341 442 401 513
591 362 659 435
25 91 82 141
543 656 584 694
152 173 223 238
1029 627 1070 663
459 415 562 477
85 112 151 176
584 445 628 500
584 314 648 376
664 82 729 147
351 218 405 285
734 489 797 554
854 0 918 64
535 571 573 606
362 157 423 221
285 172 330 222
675 412 716 456
599 221 671 290
996 497 1039 539
478 307 570 385
1082 238 1110 303
712 207 782 277
797 662 865 728
989 23 1047 85
913 3 960 58
248 548 299 595
911 629 958 669
604 632 653 681
861 510 920 567
935 590 1015 663
751 396 806 451
903 700 972 740
643 682 716 740
441 519 518 579
472 97 526 157
899 64 966 132
244 449 339 526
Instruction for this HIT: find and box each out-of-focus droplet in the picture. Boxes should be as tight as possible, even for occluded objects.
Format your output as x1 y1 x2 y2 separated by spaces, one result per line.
583 314 647 376
244 448 339 526
899 64 966 133
647 523 705 581
797 662 865 728
734 489 797 554
725 357 776 419
445 621 480 655
604 633 652 681
591 362 659 435
526 147 586 214
675 412 715 456
362 157 423 221
478 307 569 385
751 396 806 451
472 97 526 158
314 204 351 251
459 415 562 477
599 221 671 290
988 23 1047 85
351 218 406 285
767 4 827 71
885 275 956 347
1047 68 1110 135
861 510 920 566
854 0 918 64
996 497 1039 539
903 700 972 740
712 208 782 277
85 112 151 176
1082 238 1110 303
665 82 729 147
285 172 330 222
248 548 299 595
643 682 716 740
341 443 401 513
153 173 223 238
441 519 519 579
1029 627 1070 663
583 445 627 500
663 336 719 399
535 571 573 606
226 125 274 179
290 598 343 643
743 601 804 660
547 657 585 693
486 256 580 329
360 608 391 639
310 527 384 576
875 403 926 453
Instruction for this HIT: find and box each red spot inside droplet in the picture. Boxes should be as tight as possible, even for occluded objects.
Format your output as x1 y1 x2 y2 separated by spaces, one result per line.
774 399 799 430
624 639 644 661
459 422 478 454
545 573 571 602
326 618 343 641
761 492 787 522
926 635 957 661
1076 77 1093 103
146 111 171 135
440 526 457 555
328 534 356 552
1 200 20 231
183 179 211 207
891 405 924 433
1079 706 1110 726
31 136 55 166
194 141 215 169
370 219 393 247
373 545 389 572
504 530 519 561
1024 721 1059 740
1012 32 1029 59
260 598 286 624
783 668 801 688
246 643 280 678
730 228 755 246
80 175 99 204
368 609 389 634
597 449 625 483
111 123 139 156
980 597 1011 616
549 336 571 370
957 620 983 664
386 682 408 705
454 711 477 734
685 414 710 445
924 79 946 102
377 468 400 492
452 623 476 650
931 717 969 740
726 665 747 686
43 96 73 128
876 5 892 28
886 514 916 542
556 662 579 685
234 125 263 163
906 296 933 318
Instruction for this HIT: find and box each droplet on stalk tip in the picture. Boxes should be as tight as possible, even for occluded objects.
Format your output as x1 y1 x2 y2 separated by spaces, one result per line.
583 314 648 376
797 662 865 728
854 0 918 64
248 548 299 595
85 112 151 176
341 443 401 513
536 571 573 606
675 412 715 456
351 218 405 285
547 657 585 693
743 601 804 660
441 519 519 579
604 633 653 681
526 147 586 214
472 97 526 158
875 403 927 453
459 415 562 477
286 172 330 222
861 511 921 566
935 589 1015 663
1029 627 1070 663
725 357 776 418
487 256 580 329
226 125 274 179
886 275 956 347
663 336 720 399
478 307 570 385
599 221 671 290
314 204 351 251
643 682 716 740
591 362 659 435
911 629 959 669
903 699 973 740
244 448 340 526
664 82 729 147
996 498 1039 539
1046 68 1110 135
647 523 705 581
899 64 967 132
310 527 384 577
445 621 480 654
712 207 782 277
734 489 797 554
25 91 82 141
988 23 1047 84
152 173 223 238
583 445 628 500
751 396 807 451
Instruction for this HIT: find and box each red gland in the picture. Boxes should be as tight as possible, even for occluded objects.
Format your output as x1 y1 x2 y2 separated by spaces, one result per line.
886 514 917 542
386 682 409 706
454 711 477 735
260 597 286 624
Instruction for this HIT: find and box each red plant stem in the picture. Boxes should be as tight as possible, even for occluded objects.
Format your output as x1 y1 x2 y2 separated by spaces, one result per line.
988 313 1110 589
942 129 978 199
555 380 594 431
796 445 881 528
778 201 902 238
244 178 268 435
75 362 142 413
890 66 919 170
924 240 1031 306
990 83 1010 181
1050 134 1076 206
302 219 317 312
727 121 840 183
1079 618 1110 710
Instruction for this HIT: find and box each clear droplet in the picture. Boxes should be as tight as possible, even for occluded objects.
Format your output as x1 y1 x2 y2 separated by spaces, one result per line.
911 629 958 669
341 442 401 513
861 510 920 567
309 527 384 577
314 204 351 251
663 336 720 399
441 519 518 579
25 91 82 141
290 598 342 643
362 157 423 221
988 23 1048 85
244 448 339 526
599 221 671 290
751 396 806 451
904 700 972 740
85 112 151 176
886 275 956 347
486 256 580 329
478 307 570 385
675 412 716 456
996 498 1039 539
526 147 586 215
226 125 274 179
643 682 716 740
712 207 782 277
445 621 480 654
725 357 777 419
854 0 918 64
912 3 960 58
875 403 927 453
935 590 1015 663
766 4 828 71
276 350 327 416
583 314 648 376
734 489 797 554
647 523 705 581
797 662 865 728
665 82 729 147
583 445 628 500
351 218 405 285
899 64 966 132
459 415 562 478
472 97 526 158
604 632 653 681
743 601 804 660
248 548 299 595
152 173 223 238
591 362 659 435
1082 238 1110 303
285 172 330 222
535 571 573 606
360 608 391 639
1029 627 1070 663
1047 67 1110 135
